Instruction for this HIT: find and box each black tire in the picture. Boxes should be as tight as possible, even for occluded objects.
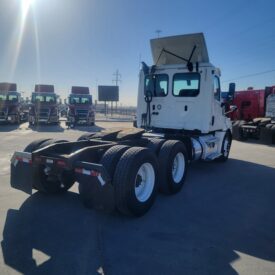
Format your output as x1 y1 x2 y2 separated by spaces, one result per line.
100 145 130 179
78 145 130 209
24 138 52 153
216 131 232 162
272 127 275 144
158 140 188 195
77 132 96 141
146 138 165 154
30 139 74 194
265 123 274 129
113 147 159 216
35 168 75 194
78 182 94 208
259 118 271 126
37 139 68 149
15 115 20 124
260 127 274 144
232 120 246 141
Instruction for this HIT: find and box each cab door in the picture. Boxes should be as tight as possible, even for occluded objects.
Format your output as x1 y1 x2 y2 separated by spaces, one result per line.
145 74 170 127
212 75 225 130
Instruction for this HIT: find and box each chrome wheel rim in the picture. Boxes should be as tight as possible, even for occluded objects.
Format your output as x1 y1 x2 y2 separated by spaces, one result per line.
135 163 155 202
172 152 185 183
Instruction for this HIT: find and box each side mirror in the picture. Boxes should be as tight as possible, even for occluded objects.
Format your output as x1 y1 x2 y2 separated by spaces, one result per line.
141 62 149 75
228 82 236 100
224 105 237 115
229 105 237 112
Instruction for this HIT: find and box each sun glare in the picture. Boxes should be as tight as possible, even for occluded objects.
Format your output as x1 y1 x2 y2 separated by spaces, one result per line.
9 0 36 80
21 0 34 18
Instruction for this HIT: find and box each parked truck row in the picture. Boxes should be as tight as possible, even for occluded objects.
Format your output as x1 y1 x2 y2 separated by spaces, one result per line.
0 83 95 127
10 33 238 216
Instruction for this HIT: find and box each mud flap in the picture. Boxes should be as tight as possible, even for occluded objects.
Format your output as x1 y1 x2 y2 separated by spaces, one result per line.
260 127 274 144
10 152 34 194
75 161 114 213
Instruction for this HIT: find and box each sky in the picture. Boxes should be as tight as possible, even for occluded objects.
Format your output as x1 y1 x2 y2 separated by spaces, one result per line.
0 0 275 106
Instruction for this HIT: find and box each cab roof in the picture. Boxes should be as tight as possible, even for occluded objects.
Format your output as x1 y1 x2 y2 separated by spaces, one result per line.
150 33 209 65
35 84 55 93
0 82 17 92
71 86 90 95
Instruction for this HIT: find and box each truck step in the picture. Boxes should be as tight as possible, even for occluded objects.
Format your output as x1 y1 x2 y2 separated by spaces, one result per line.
205 152 222 161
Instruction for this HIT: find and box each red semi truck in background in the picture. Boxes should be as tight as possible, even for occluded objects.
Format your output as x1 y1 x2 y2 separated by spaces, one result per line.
66 86 95 128
0 82 25 124
224 86 275 144
28 84 59 127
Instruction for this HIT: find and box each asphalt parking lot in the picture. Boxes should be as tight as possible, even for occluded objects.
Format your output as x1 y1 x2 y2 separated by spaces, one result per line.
0 121 275 275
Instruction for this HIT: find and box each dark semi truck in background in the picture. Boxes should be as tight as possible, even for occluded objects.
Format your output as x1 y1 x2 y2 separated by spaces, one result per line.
0 82 24 124
28 84 59 127
66 86 95 128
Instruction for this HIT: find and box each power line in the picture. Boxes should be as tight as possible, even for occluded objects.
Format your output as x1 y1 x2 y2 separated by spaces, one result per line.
222 69 275 83
112 69 121 86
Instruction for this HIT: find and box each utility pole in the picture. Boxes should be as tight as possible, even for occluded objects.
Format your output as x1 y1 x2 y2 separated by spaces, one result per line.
112 69 122 114
156 29 162 38
112 69 122 86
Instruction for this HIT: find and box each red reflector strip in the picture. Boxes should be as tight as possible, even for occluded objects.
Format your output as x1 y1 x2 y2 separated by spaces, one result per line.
91 170 100 177
15 156 32 164
74 168 101 177
75 168 83 174
57 160 67 167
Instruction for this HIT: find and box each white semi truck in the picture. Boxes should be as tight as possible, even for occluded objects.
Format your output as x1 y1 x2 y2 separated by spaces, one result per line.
10 33 236 216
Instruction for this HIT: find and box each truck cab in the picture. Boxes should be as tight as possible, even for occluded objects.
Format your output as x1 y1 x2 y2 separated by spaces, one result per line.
0 82 21 124
266 89 275 119
28 84 59 126
137 33 233 135
66 86 95 127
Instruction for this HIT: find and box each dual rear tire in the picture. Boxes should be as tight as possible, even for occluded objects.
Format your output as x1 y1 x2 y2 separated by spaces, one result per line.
114 141 188 215
78 140 188 216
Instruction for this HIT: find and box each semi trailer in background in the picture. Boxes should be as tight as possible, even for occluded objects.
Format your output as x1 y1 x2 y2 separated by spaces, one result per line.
0 82 27 124
66 86 95 127
224 86 275 144
28 84 59 126
11 33 237 216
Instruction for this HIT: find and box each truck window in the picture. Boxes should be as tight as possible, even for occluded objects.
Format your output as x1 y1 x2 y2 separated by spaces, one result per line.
214 76 221 101
69 96 91 104
32 95 43 102
45 95 56 103
144 74 168 97
8 95 18 102
0 94 7 101
173 73 200 97
241 101 251 108
32 94 56 103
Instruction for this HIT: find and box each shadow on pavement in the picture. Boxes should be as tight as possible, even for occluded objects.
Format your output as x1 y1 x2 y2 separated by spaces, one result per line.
1 158 275 275
235 138 275 147
0 124 21 132
28 124 65 133
69 124 105 132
